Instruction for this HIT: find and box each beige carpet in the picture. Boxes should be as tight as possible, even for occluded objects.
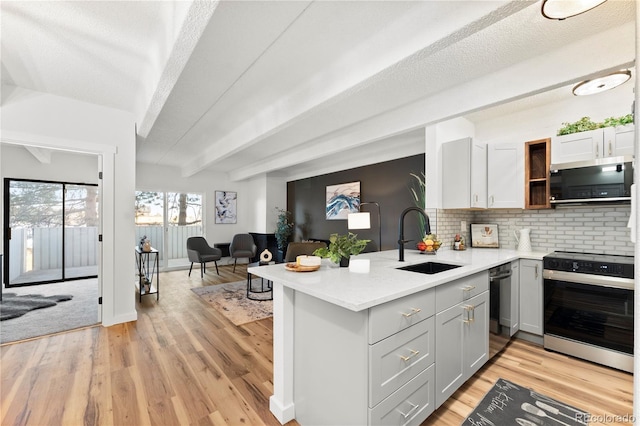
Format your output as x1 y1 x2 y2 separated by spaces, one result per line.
191 279 272 326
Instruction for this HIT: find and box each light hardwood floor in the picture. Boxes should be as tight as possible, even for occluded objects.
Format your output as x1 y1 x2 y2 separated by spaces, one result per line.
1 266 633 425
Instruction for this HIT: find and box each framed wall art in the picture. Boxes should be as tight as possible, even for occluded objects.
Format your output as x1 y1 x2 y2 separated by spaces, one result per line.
325 181 360 220
215 190 237 224
470 223 499 248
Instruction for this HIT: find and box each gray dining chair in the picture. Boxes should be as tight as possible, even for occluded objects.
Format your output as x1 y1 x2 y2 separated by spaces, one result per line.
229 233 257 272
187 236 222 277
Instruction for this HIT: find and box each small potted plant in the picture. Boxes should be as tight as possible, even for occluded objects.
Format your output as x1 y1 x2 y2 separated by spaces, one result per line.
275 208 294 261
313 232 370 267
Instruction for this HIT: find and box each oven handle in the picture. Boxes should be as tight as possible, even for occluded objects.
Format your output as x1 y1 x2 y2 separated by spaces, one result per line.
543 269 634 290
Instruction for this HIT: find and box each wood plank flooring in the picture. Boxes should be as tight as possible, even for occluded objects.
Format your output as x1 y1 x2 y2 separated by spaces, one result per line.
1 266 633 425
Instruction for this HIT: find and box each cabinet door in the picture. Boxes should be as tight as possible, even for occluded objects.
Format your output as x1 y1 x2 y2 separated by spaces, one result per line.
551 129 603 164
442 138 472 209
470 141 487 208
487 142 523 208
463 291 489 380
611 124 634 157
519 259 543 335
435 304 465 408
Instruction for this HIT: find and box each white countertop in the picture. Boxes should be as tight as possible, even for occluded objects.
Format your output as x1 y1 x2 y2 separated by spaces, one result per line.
249 248 548 312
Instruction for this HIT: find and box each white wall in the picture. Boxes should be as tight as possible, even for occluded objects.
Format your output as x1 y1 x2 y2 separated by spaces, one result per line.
1 84 136 327
1 144 98 183
474 82 634 145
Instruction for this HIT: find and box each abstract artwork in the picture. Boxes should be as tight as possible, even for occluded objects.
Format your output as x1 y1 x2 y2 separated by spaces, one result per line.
215 191 237 224
326 181 360 220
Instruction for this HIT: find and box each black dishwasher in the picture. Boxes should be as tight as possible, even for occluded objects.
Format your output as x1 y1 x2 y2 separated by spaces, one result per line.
489 263 516 359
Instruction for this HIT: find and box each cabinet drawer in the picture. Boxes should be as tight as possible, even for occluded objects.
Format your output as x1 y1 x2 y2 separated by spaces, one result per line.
369 364 435 426
369 289 434 344
435 271 488 312
369 316 435 407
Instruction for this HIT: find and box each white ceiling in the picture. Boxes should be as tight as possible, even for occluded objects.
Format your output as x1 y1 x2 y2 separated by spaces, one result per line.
1 1 636 181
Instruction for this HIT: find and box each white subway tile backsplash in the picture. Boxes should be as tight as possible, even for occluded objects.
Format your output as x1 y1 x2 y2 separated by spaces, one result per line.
435 205 633 256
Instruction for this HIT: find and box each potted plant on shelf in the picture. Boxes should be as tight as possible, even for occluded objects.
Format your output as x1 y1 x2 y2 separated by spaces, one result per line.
274 208 294 262
313 232 370 267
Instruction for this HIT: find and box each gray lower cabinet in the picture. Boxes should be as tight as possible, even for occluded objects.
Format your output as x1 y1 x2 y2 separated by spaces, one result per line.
434 291 489 407
519 259 543 335
293 287 436 425
291 270 490 425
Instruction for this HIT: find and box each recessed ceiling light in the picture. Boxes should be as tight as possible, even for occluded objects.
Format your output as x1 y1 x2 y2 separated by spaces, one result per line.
572 70 632 96
541 0 608 20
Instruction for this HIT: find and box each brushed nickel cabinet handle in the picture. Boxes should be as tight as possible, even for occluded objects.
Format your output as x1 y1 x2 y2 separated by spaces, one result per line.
398 401 420 419
463 305 473 323
608 141 613 156
401 307 421 317
399 349 420 362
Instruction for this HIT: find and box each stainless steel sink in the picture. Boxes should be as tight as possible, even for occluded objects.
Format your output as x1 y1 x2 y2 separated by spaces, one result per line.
396 261 462 274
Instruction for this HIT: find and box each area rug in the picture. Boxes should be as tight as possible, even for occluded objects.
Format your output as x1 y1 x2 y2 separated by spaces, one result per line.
0 293 73 321
463 378 590 426
191 280 272 326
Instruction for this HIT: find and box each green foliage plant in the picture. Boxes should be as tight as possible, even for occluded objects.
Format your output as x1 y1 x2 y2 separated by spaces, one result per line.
313 232 371 264
557 114 633 136
274 208 294 250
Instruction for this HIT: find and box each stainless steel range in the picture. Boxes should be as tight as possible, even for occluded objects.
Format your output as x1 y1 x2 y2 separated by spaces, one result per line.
543 251 634 373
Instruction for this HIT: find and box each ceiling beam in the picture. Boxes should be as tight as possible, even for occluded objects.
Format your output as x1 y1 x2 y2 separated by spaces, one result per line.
136 0 219 139
179 1 528 178
227 22 635 181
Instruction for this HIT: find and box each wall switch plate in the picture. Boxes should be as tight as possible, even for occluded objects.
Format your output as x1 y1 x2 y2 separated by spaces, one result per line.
461 221 467 232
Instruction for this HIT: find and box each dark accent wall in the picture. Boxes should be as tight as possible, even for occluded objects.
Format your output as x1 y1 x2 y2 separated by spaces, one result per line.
287 154 426 252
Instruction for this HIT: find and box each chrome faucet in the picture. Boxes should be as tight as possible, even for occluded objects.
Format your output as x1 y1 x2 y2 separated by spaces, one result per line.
398 207 431 261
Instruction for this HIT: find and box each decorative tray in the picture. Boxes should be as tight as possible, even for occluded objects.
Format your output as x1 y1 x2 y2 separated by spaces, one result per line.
285 263 320 272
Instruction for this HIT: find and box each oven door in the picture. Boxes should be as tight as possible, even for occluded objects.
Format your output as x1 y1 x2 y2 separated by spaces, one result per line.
543 270 633 356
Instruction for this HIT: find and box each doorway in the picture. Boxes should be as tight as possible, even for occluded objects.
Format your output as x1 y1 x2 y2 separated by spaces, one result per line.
4 178 99 286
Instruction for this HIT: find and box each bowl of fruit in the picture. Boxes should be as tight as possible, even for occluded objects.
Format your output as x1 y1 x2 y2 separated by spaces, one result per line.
416 234 442 254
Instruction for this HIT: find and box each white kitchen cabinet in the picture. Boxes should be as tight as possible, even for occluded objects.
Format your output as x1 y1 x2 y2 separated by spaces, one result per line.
442 137 487 209
434 271 489 408
612 124 635 157
552 125 634 164
487 142 524 208
518 259 543 336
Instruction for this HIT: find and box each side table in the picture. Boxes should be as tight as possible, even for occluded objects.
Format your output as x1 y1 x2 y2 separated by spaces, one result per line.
246 261 273 301
135 246 159 302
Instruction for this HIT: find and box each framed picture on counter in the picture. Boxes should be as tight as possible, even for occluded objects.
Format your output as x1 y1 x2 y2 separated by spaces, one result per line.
470 223 499 248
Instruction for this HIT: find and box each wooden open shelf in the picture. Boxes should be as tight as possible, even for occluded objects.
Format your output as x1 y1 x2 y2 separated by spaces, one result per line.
524 138 551 209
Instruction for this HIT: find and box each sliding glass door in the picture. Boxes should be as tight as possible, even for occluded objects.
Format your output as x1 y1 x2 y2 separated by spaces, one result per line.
4 179 99 286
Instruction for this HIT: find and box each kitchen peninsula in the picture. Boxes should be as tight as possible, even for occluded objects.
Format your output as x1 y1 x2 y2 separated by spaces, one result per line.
249 248 543 425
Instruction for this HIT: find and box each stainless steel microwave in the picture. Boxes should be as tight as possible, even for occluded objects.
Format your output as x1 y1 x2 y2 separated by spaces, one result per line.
549 156 634 205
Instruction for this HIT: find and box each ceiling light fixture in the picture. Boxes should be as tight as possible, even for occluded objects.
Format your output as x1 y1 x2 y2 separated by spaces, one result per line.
541 0 608 20
572 70 632 96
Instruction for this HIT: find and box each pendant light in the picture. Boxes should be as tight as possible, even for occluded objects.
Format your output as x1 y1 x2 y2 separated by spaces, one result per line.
541 0 607 20
572 70 632 96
